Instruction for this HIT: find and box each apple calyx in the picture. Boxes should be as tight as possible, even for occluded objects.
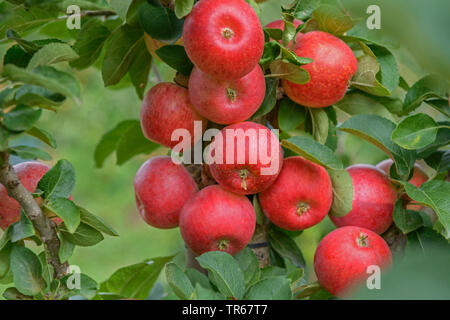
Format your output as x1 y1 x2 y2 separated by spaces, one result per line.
222 27 234 39
217 239 230 251
226 88 237 103
297 202 310 215
239 169 249 190
357 232 369 247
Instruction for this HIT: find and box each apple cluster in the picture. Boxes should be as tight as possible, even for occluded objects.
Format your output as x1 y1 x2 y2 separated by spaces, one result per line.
131 0 430 298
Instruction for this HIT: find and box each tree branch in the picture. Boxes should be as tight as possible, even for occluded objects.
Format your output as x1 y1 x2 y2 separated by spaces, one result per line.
0 152 68 278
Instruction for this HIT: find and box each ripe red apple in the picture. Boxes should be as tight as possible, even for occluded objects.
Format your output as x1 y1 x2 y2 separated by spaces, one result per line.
140 83 207 149
265 19 304 47
188 65 265 124
0 162 49 230
330 164 397 234
208 122 283 195
183 0 264 80
314 226 392 298
179 185 256 255
259 156 332 231
282 31 357 108
376 159 428 211
134 156 197 229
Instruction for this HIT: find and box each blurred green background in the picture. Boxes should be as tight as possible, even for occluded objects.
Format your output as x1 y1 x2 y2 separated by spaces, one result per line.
0 0 449 294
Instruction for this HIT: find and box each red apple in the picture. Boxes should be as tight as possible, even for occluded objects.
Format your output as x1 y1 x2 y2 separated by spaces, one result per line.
330 164 397 234
265 19 304 47
0 162 49 230
259 156 332 231
314 226 392 298
208 122 283 195
183 0 264 80
188 65 265 124
179 185 256 255
134 156 198 229
283 31 357 108
140 83 207 149
376 159 428 211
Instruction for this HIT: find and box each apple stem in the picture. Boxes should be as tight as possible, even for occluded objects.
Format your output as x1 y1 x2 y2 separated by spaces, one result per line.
221 27 234 39
226 88 237 103
296 202 309 215
239 169 248 191
217 239 229 251
357 232 369 247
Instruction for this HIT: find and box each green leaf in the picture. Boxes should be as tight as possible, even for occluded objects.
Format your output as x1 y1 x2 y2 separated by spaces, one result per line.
175 0 194 19
251 78 279 119
417 121 450 159
10 246 45 296
44 198 80 233
94 120 137 168
79 206 118 237
328 169 353 217
3 44 32 68
165 263 194 299
0 87 17 109
129 40 152 99
106 256 174 299
191 283 225 300
10 211 35 242
8 145 52 161
196 251 245 299
334 91 397 122
424 150 450 176
3 104 42 132
351 42 391 96
260 266 285 279
369 44 399 93
402 75 448 115
2 287 32 300
278 98 306 132
309 108 329 144
291 0 320 20
398 180 450 239
185 268 212 290
115 120 159 166
2 64 81 104
281 135 343 170
155 45 193 76
234 247 260 287
27 42 79 70
62 273 98 299
110 0 133 19
38 159 75 199
0 243 12 280
391 113 445 150
392 199 423 234
260 41 281 66
269 228 305 268
138 0 184 42
58 231 75 263
102 24 143 86
59 223 104 247
26 127 57 148
338 114 416 177
15 85 66 108
313 4 355 35
269 59 310 84
70 19 111 70
426 99 450 118
245 276 292 300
